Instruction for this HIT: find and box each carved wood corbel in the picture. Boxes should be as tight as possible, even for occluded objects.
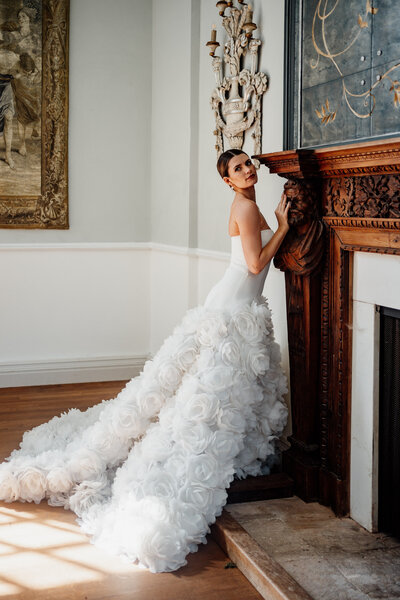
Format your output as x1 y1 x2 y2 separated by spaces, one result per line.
273 178 325 503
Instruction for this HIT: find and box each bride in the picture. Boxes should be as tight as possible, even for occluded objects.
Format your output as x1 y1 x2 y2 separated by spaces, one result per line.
0 149 290 573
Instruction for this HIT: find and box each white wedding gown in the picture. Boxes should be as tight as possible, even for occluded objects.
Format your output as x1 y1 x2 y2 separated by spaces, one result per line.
0 228 288 572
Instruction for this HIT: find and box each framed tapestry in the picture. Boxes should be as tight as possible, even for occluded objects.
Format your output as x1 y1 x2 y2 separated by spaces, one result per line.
0 0 69 229
284 0 400 150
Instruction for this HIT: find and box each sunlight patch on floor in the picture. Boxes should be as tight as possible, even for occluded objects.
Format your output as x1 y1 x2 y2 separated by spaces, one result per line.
52 544 140 575
0 512 16 525
0 551 101 589
43 518 82 533
0 543 14 556
0 521 85 549
0 504 117 593
0 580 21 597
0 507 35 520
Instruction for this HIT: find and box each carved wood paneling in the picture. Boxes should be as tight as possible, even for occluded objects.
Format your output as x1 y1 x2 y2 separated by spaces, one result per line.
324 176 400 219
257 139 400 516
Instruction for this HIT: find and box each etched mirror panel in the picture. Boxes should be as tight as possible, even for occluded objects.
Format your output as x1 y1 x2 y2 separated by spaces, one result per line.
285 0 400 149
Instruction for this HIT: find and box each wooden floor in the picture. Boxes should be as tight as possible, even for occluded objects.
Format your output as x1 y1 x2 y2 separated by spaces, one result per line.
0 381 262 600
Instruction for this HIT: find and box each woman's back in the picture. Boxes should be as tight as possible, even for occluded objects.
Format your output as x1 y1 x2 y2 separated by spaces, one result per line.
204 229 274 311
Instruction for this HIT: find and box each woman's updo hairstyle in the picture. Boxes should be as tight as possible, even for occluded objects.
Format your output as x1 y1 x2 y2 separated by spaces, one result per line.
217 148 248 179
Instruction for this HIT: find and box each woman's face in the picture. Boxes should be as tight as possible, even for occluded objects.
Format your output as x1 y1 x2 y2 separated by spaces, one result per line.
224 153 257 191
18 11 30 27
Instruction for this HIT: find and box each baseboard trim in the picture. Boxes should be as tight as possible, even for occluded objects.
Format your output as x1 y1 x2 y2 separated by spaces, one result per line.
0 355 148 388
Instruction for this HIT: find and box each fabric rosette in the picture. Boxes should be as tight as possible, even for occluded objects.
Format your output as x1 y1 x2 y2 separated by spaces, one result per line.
179 483 227 523
136 386 165 418
196 347 216 371
217 406 247 434
47 466 74 495
87 423 129 466
163 450 188 484
219 339 241 368
245 344 270 377
15 407 89 457
178 391 220 425
137 469 178 503
137 427 175 465
173 419 214 454
109 402 146 440
177 503 210 545
231 306 264 344
199 365 237 393
251 298 273 332
185 453 223 489
269 340 283 365
174 337 199 371
17 466 47 504
265 400 288 432
157 360 183 393
67 448 104 482
68 474 111 517
208 430 243 462
0 465 20 503
229 383 263 410
197 313 228 347
135 520 189 573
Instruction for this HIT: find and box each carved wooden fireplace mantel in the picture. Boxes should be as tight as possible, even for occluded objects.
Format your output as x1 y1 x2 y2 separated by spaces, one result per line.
255 138 400 516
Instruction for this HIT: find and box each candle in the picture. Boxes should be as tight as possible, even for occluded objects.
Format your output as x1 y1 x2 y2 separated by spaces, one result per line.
246 4 253 23
211 24 217 42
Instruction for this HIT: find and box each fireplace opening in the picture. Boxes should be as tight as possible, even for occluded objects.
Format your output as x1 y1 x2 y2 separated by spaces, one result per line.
378 306 400 538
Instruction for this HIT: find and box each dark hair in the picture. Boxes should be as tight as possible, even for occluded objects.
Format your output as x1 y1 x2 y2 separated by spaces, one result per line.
19 53 35 73
217 148 249 179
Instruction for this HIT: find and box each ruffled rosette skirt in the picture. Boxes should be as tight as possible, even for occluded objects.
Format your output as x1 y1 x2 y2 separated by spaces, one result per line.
0 296 288 572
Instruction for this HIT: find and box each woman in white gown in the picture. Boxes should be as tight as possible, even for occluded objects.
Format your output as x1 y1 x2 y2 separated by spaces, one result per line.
0 149 290 573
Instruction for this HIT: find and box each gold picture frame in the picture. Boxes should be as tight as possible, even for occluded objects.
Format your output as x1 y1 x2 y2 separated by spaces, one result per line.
0 0 69 229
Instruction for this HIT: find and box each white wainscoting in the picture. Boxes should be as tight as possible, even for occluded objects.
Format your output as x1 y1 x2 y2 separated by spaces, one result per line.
0 243 150 387
0 242 230 387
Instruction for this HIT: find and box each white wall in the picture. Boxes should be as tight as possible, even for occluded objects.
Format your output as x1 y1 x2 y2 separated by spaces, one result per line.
0 0 152 244
0 244 150 386
150 0 200 248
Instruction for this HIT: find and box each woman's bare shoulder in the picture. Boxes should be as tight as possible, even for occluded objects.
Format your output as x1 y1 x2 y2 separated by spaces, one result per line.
231 196 259 217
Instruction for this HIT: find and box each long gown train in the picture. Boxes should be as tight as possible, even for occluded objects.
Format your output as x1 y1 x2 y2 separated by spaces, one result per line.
0 229 288 572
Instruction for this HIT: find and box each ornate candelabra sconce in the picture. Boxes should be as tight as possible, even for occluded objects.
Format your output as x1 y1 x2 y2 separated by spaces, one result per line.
206 1 268 166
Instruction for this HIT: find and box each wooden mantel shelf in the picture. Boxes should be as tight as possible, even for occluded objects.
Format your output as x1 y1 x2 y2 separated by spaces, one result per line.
254 138 400 516
254 137 400 178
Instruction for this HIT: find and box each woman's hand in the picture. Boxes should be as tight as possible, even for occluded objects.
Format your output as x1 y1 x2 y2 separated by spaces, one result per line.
275 193 290 232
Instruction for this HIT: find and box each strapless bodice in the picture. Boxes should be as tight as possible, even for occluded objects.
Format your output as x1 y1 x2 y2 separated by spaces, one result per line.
204 229 274 310
230 228 273 270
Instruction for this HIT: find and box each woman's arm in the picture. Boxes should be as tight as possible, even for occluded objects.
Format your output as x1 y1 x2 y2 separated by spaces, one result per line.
235 194 290 275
